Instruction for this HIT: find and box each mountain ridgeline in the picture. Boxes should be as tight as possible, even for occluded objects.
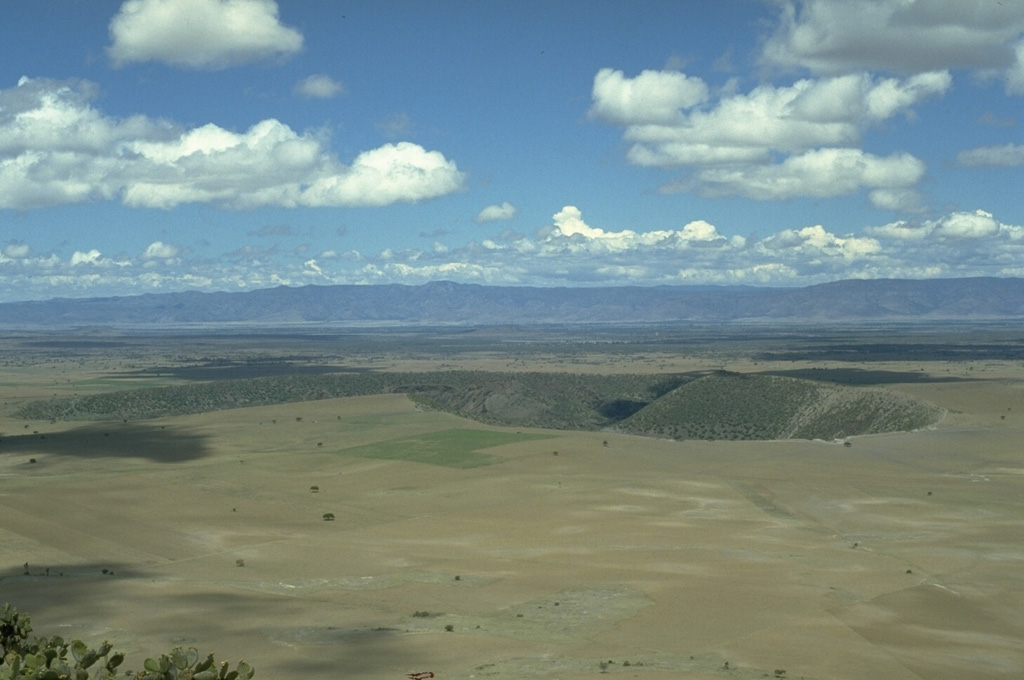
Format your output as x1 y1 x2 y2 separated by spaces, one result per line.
15 370 944 441
3 277 1024 326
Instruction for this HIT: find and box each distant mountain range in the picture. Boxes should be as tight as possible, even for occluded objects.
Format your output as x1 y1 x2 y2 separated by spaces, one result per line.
3 277 1024 327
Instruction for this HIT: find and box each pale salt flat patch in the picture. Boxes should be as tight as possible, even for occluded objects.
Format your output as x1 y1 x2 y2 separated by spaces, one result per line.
486 545 597 559
930 582 960 595
267 586 654 652
979 552 1024 562
333 571 484 590
614 486 681 499
403 585 654 644
717 547 791 564
647 519 697 528
988 467 1024 475
594 504 647 512
643 561 714 576
270 625 400 647
200 571 486 596
244 578 332 595
551 525 588 535
675 497 744 516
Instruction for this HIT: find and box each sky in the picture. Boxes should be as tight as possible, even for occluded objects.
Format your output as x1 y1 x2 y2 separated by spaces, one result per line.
1 0 1024 302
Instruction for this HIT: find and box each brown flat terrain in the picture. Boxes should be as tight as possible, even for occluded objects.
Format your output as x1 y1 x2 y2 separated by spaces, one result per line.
2 348 1023 680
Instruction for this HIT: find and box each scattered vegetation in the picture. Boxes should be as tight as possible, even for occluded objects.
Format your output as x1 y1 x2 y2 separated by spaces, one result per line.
617 371 943 441
0 604 253 680
13 369 942 442
13 371 687 429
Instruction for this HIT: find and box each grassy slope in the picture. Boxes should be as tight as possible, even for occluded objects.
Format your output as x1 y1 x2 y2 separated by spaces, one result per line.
618 372 945 440
13 370 943 441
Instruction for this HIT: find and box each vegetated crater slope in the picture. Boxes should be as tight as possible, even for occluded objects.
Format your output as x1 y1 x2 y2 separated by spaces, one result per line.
616 371 945 441
12 370 943 441
12 372 685 431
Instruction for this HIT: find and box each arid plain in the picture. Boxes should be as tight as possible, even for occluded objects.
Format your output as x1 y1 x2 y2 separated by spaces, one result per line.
1 327 1023 680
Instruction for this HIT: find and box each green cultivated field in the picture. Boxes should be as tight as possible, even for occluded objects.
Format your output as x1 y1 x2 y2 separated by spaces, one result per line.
336 428 556 468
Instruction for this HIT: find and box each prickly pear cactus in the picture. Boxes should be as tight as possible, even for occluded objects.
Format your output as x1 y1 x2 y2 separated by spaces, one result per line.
0 606 251 680
1 604 32 656
135 649 252 680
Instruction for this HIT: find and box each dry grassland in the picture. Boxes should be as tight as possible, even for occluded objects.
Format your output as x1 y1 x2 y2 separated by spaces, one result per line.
2 354 1024 680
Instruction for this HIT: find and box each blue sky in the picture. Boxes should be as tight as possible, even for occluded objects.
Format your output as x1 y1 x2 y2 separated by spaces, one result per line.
2 0 1023 302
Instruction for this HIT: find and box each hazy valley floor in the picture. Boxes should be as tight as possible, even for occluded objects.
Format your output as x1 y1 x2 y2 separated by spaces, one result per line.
1 350 1023 680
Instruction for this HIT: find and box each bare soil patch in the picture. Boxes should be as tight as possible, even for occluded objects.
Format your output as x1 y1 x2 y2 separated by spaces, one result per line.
2 352 1023 680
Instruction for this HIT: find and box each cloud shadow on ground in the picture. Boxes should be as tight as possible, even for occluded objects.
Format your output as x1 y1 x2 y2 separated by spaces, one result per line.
759 367 972 385
0 423 210 462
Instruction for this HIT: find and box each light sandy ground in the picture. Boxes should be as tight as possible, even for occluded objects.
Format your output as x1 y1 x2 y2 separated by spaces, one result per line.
2 361 1024 680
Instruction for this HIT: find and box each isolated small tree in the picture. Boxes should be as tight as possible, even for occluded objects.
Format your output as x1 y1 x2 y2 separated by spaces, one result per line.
322 512 335 521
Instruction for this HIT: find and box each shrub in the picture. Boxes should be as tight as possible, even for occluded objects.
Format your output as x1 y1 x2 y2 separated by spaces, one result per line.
0 604 254 680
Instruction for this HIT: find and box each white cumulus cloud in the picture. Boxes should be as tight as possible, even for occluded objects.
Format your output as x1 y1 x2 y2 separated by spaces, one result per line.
593 68 946 207
933 210 1002 239
611 71 948 164
476 202 518 223
70 249 103 266
758 224 881 260
1008 40 1024 95
294 74 344 99
543 206 736 255
299 142 465 208
761 0 1024 84
142 241 179 259
5 207 1023 300
589 68 709 125
677 148 925 203
108 0 303 69
552 205 608 239
957 143 1024 167
3 243 30 258
0 78 465 210
868 209 1015 241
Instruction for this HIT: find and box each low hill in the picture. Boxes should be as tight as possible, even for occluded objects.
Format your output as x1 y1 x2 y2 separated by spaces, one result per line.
12 370 943 441
617 372 944 440
11 371 687 428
